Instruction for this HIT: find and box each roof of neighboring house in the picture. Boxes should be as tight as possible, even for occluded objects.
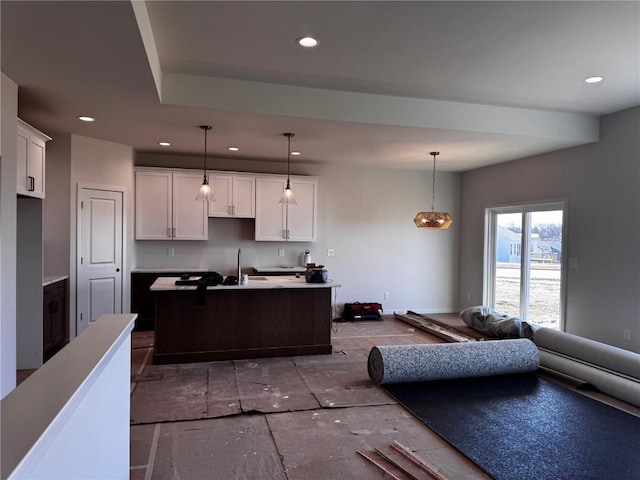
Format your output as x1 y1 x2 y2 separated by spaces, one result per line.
497 225 521 243
537 240 562 251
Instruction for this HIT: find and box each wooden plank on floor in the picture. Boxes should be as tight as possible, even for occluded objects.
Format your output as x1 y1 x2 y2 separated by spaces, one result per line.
357 450 407 480
374 448 422 480
391 441 449 480
394 311 480 343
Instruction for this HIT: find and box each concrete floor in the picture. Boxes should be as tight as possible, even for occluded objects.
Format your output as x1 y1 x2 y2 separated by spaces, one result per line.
129 317 492 479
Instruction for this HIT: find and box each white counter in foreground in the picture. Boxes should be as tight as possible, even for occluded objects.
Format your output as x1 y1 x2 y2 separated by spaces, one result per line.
1 314 136 480
150 276 340 291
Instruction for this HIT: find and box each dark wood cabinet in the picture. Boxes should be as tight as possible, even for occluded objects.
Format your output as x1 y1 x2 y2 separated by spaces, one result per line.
131 271 202 330
153 287 333 364
43 278 68 362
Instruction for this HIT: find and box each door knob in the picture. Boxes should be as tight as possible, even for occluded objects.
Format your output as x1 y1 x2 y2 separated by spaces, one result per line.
116 268 120 272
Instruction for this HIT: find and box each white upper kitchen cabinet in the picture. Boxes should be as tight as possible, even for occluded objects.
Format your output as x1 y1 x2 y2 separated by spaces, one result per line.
135 169 208 240
255 176 317 242
17 118 51 199
207 173 255 218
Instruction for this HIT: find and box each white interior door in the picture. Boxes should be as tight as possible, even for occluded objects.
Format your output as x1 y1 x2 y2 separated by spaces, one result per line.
77 188 123 334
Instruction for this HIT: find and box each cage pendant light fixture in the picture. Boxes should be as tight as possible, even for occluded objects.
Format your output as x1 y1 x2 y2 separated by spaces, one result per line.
195 125 215 201
278 133 297 205
414 151 452 229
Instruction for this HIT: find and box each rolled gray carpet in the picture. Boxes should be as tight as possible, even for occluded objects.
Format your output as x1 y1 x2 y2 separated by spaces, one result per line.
538 349 640 408
534 328 640 381
368 339 539 385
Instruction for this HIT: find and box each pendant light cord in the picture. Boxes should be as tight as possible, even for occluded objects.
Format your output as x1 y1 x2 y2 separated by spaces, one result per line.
430 152 439 211
200 125 212 182
203 128 208 181
284 133 294 188
287 134 291 181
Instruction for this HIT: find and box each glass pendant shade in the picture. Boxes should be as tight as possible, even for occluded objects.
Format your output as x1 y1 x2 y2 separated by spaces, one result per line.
195 125 215 201
278 133 297 205
279 179 297 205
415 151 452 230
195 179 215 201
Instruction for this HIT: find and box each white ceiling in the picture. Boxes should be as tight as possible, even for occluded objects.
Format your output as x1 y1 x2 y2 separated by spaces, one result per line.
2 1 639 172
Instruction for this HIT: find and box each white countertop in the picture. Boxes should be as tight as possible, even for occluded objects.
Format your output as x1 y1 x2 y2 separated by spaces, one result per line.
43 275 68 287
150 276 340 291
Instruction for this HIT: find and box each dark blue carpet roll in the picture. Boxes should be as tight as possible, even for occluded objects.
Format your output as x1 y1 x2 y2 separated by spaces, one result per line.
383 374 640 480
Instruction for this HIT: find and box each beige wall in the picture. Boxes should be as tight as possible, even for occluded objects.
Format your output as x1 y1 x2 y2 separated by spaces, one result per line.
458 106 640 352
43 134 71 276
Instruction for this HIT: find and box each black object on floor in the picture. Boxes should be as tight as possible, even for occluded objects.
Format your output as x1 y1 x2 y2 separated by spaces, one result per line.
383 374 640 480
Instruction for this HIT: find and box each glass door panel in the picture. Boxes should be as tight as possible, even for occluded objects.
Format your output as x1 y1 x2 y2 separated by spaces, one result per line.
494 212 522 317
527 210 562 329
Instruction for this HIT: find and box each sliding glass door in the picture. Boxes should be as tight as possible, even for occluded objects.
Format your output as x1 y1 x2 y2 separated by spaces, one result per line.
485 203 565 330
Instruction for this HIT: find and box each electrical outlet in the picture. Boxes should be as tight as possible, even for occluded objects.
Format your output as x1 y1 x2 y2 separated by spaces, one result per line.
383 291 390 300
167 248 174 257
569 258 578 269
327 249 336 257
623 329 631 342
278 248 285 257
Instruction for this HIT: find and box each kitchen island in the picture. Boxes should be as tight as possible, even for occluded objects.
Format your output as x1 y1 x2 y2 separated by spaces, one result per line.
150 276 339 364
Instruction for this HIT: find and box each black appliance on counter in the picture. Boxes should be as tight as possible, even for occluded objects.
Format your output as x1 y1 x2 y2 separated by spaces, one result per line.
305 268 328 283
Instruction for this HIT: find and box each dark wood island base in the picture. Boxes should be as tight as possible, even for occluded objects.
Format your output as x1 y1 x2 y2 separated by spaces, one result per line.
153 286 333 364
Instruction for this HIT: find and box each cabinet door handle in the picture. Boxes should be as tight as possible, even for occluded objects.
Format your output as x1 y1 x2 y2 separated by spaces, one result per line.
232 205 236 216
167 227 171 238
286 229 291 240
28 176 35 191
228 205 232 215
172 227 176 237
282 230 286 239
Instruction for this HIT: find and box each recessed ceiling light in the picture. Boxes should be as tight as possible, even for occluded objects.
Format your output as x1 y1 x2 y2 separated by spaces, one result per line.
159 142 171 147
227 147 239 151
290 151 301 156
584 76 604 84
78 116 95 122
296 36 318 48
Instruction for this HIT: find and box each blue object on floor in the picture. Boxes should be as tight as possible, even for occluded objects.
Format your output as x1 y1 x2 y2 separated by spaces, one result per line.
383 374 640 480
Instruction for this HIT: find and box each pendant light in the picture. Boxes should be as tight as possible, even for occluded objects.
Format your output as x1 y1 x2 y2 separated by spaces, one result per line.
414 151 452 229
195 125 215 201
278 133 297 205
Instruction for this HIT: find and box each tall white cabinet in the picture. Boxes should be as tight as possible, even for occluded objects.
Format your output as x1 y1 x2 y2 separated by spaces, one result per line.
255 176 318 242
207 173 255 218
17 118 50 199
135 169 208 240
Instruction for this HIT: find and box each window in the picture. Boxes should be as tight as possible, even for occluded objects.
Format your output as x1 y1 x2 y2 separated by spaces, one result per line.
484 202 565 330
